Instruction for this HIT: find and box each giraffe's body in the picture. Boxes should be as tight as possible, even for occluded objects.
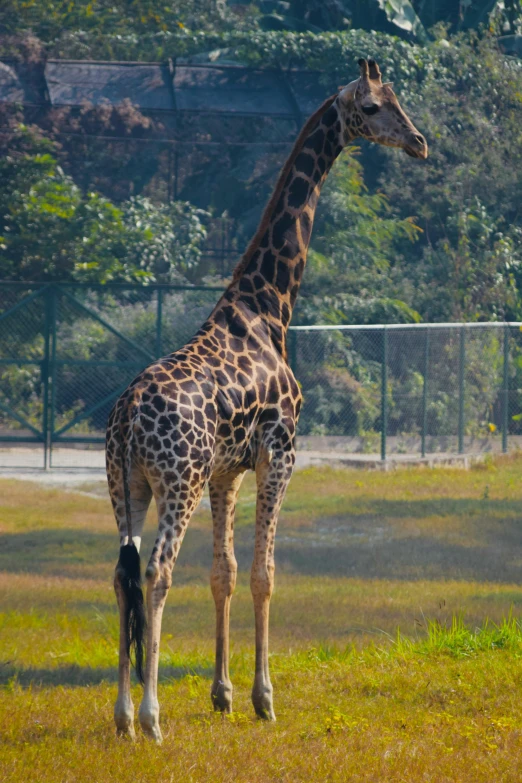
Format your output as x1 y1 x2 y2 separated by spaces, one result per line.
106 58 427 741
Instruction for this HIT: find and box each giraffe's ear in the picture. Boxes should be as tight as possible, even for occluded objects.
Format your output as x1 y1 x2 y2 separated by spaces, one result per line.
339 78 359 102
383 82 394 88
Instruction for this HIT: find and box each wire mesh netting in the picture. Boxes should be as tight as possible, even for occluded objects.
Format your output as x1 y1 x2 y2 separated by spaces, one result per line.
0 58 329 123
45 61 174 110
49 285 220 468
1 283 522 469
0 285 48 468
292 323 522 457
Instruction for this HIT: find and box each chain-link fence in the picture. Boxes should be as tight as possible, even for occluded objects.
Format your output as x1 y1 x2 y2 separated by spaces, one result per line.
1 283 521 469
291 323 522 458
0 283 221 469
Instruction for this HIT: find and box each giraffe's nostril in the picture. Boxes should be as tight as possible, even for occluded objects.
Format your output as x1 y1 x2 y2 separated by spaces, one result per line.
413 134 425 145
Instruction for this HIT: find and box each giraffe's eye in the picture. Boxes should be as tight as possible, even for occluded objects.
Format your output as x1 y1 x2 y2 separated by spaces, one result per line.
362 104 380 116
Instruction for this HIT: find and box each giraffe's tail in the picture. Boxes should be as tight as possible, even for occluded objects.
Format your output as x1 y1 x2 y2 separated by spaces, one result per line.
117 544 146 685
116 398 146 685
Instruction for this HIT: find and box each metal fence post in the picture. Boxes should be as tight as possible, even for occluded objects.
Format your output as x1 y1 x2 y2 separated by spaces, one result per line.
156 287 163 358
289 328 297 375
48 287 58 468
502 324 509 453
421 327 429 458
458 325 466 454
381 327 388 461
174 151 179 201
41 287 51 470
41 286 58 470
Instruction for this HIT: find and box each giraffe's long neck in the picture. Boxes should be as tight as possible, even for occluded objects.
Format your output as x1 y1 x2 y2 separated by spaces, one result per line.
228 95 355 356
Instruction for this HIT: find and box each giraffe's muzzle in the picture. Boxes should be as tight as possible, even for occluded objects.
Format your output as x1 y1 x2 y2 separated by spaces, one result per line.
404 133 428 159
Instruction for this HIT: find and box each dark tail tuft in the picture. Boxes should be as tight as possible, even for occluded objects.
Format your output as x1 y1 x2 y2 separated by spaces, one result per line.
117 543 146 685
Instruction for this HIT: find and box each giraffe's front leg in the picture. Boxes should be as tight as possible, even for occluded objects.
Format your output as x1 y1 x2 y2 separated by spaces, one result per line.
209 471 245 713
251 442 294 721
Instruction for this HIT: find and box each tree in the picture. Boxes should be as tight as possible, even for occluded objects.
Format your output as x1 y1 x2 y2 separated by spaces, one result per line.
0 129 209 283
380 33 522 321
226 1 518 40
0 0 256 39
297 147 422 325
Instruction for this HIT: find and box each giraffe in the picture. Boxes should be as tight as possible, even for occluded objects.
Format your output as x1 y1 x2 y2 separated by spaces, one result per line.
106 57 427 742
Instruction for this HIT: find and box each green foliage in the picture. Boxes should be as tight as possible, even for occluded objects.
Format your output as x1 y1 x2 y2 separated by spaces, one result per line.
0 0 257 40
3 0 519 51
257 0 391 35
380 32 522 321
0 130 209 283
256 0 518 40
292 148 421 436
43 26 429 71
416 198 522 321
397 614 522 658
303 148 422 311
377 0 424 37
381 0 509 39
3 7 522 328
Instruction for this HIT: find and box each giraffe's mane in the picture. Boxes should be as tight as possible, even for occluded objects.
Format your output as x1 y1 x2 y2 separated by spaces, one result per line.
231 93 337 283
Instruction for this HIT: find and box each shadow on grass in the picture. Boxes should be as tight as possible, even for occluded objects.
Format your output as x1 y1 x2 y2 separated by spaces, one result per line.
272 536 521 582
0 663 213 688
1 496 522 583
0 527 213 577
0 529 118 574
355 498 522 521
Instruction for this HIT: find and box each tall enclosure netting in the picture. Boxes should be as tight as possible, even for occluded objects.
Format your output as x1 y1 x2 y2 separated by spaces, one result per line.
1 284 521 468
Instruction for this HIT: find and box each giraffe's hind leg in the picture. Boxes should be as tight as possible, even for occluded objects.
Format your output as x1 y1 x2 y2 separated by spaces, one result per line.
251 441 295 721
209 471 245 713
109 466 152 739
138 470 206 743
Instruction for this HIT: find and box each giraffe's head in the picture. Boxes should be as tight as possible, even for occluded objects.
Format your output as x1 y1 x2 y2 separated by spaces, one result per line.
339 58 428 159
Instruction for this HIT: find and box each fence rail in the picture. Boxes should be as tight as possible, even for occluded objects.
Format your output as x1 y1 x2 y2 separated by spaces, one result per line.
1 283 521 469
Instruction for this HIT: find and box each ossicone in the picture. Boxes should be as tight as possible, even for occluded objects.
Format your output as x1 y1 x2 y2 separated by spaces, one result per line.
358 57 382 84
367 58 382 82
357 58 369 78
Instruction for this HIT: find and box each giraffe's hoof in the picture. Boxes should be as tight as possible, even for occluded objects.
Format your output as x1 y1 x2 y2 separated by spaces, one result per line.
254 704 276 721
141 722 163 744
139 704 163 743
211 680 233 713
114 704 136 740
115 724 136 741
252 688 276 721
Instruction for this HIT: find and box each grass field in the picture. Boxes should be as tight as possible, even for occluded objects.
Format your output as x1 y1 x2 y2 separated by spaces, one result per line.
2 456 522 781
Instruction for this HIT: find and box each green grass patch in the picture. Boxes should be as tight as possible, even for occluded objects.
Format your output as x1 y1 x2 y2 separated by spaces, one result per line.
2 633 522 782
2 458 522 780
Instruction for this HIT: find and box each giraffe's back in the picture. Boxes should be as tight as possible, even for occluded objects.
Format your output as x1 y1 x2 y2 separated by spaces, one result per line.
106 321 301 497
